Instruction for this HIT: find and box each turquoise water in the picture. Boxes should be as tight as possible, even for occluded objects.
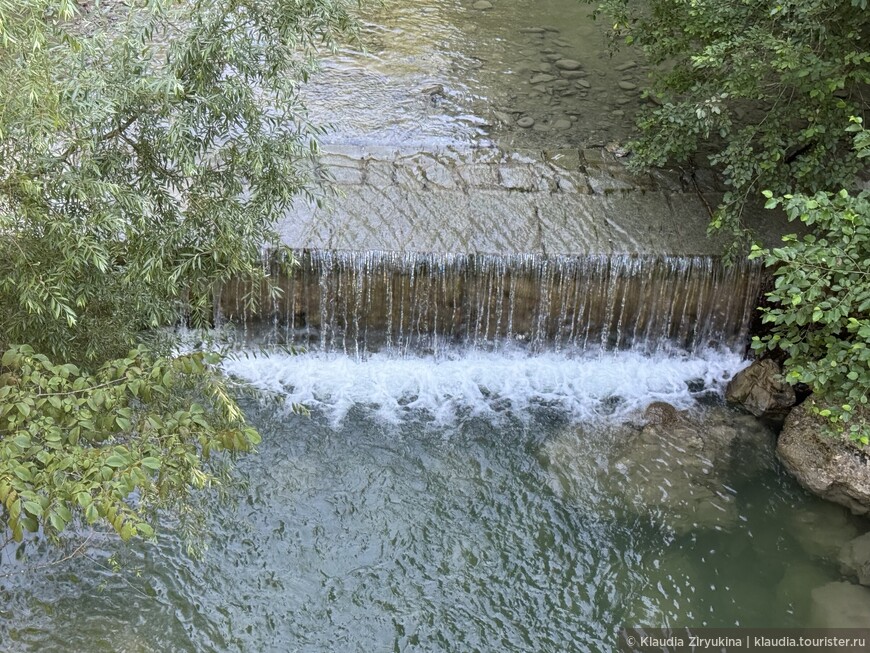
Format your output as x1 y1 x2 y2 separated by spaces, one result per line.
1 348 865 652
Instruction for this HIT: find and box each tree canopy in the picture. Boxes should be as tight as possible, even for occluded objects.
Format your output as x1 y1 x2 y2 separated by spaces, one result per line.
751 120 870 442
594 0 870 248
592 0 870 440
0 0 355 547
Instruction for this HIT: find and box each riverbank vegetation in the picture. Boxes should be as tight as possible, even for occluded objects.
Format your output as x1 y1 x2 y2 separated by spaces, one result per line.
593 0 870 440
0 0 355 547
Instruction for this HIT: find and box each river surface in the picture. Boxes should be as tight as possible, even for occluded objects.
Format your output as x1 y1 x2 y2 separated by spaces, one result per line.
303 0 646 149
1 347 867 652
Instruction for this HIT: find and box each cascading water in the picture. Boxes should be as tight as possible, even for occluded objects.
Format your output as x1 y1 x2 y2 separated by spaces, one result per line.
219 250 763 356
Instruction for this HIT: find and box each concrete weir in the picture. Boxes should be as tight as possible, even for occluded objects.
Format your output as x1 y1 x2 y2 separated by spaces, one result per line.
221 146 779 353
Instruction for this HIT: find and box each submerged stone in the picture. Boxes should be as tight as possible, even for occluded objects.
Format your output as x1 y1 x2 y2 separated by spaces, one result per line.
615 60 638 71
554 59 582 71
811 582 870 627
472 1 493 9
789 500 861 559
601 406 776 535
775 563 835 621
530 74 556 84
516 116 535 128
839 532 870 586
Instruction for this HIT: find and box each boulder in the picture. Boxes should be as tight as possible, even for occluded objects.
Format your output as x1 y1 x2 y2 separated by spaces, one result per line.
775 563 834 621
777 401 870 515
725 359 795 420
788 500 860 559
839 532 870 586
642 401 683 425
810 582 870 628
605 405 776 534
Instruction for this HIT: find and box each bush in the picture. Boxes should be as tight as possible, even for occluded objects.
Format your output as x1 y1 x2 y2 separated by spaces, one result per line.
751 120 870 443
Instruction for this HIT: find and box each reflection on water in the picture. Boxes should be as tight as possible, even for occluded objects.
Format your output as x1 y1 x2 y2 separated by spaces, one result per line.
2 349 868 652
304 0 646 149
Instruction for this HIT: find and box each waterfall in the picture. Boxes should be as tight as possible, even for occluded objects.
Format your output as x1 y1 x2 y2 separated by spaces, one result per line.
219 250 762 355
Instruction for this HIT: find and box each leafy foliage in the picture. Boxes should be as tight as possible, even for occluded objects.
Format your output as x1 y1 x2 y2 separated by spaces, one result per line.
0 344 258 543
0 0 355 362
751 120 870 442
0 0 356 545
592 0 870 250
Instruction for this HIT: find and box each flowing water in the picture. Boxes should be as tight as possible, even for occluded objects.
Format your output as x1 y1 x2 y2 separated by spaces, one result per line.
222 253 763 356
303 0 647 149
3 1 869 651
2 347 868 652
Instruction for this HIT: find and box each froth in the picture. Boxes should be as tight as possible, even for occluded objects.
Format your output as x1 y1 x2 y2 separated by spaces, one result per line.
223 346 746 426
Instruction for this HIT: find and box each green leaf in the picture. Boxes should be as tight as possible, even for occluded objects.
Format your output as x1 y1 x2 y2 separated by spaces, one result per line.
140 457 162 471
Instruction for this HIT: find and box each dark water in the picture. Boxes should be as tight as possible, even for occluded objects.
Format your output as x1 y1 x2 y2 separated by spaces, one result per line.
1 349 866 653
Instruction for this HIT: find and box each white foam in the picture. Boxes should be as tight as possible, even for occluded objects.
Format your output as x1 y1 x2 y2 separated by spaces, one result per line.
222 346 747 426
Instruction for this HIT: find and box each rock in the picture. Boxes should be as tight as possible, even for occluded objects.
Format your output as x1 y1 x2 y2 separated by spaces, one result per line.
643 401 683 425
618 81 637 91
615 61 638 72
493 110 514 125
725 359 796 420
777 400 870 515
530 74 556 85
472 1 493 9
543 53 562 62
420 84 444 96
776 563 834 621
551 80 570 90
575 79 591 88
611 110 625 117
603 406 776 535
515 116 534 128
530 62 552 73
559 70 586 80
839 532 870 586
519 27 546 34
789 500 860 559
554 59 582 71
810 582 870 627
499 165 544 190
553 119 572 131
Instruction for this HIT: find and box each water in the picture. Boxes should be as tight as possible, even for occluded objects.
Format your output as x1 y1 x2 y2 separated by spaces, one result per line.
222 253 763 355
3 1 866 649
303 0 647 149
2 348 867 652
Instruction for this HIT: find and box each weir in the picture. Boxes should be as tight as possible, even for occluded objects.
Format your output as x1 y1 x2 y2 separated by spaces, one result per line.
220 250 762 355
220 146 775 355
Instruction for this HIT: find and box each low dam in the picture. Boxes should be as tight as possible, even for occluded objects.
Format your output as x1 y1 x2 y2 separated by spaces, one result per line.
220 146 777 353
